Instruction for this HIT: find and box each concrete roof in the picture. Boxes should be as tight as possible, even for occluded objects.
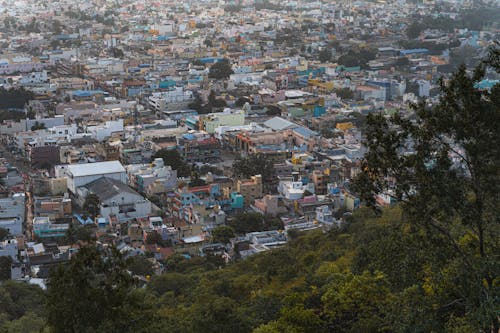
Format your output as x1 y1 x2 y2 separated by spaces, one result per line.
263 117 297 131
67 161 125 177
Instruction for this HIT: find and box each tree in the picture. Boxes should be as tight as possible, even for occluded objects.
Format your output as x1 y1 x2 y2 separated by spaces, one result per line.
52 19 63 35
211 225 235 244
152 149 190 177
83 193 100 219
0 227 9 241
127 255 154 277
394 56 410 68
204 38 213 47
46 246 150 333
318 48 332 63
406 22 423 39
0 256 12 281
208 59 234 80
228 212 266 234
0 87 34 110
30 121 45 131
353 50 500 331
232 153 275 184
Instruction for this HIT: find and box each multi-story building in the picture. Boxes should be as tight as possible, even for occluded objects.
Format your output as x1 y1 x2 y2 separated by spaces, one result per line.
177 132 220 163
0 193 25 236
126 158 177 195
199 109 245 134
236 175 263 207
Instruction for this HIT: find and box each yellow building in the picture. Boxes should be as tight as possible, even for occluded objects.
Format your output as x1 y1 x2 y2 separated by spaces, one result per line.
199 109 245 134
336 122 354 131
236 175 263 207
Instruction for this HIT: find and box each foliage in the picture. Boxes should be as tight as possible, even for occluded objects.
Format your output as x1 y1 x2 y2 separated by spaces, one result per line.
0 256 12 281
228 212 283 234
152 149 190 177
0 281 45 323
211 225 235 244
208 59 234 80
83 193 100 219
30 121 46 131
127 255 155 277
334 87 354 100
0 227 9 241
318 48 332 63
353 51 500 331
0 87 34 110
46 246 151 333
232 153 275 183
337 48 376 69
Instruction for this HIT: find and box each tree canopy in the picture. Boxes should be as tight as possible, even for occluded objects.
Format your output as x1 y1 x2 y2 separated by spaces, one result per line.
208 59 234 80
152 149 190 177
353 49 500 331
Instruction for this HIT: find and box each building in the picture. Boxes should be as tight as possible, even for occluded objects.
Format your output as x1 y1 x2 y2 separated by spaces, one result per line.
0 193 25 235
177 132 220 163
126 158 177 195
58 161 127 194
253 194 279 216
311 170 328 195
78 177 151 221
199 109 245 134
27 145 61 169
236 175 263 207
32 216 69 239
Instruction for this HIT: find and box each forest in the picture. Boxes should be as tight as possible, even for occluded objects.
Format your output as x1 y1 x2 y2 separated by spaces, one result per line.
0 206 497 333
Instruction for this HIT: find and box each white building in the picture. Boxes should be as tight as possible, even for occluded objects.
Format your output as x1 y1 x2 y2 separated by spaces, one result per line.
59 161 127 194
77 177 151 221
19 70 48 85
0 193 25 235
86 119 124 142
278 180 315 200
0 239 19 261
148 88 194 111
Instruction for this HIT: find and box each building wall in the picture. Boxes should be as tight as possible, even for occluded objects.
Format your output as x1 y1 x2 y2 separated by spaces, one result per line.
67 172 127 194
100 193 151 221
236 175 263 206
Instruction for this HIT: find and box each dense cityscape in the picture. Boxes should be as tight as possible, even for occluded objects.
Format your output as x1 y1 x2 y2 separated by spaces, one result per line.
0 0 498 332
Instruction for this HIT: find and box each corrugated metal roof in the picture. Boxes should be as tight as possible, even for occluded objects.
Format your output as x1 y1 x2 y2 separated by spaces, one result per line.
67 161 125 177
263 117 297 131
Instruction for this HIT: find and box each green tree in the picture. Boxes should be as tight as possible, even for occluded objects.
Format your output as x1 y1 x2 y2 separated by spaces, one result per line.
189 296 251 333
228 212 266 234
1 311 45 333
406 22 423 39
318 48 332 63
0 227 9 241
322 271 393 331
127 255 155 277
83 193 100 219
30 121 46 131
353 50 500 331
232 153 275 184
211 225 235 243
208 59 234 80
152 149 190 177
46 246 150 333
0 256 12 281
